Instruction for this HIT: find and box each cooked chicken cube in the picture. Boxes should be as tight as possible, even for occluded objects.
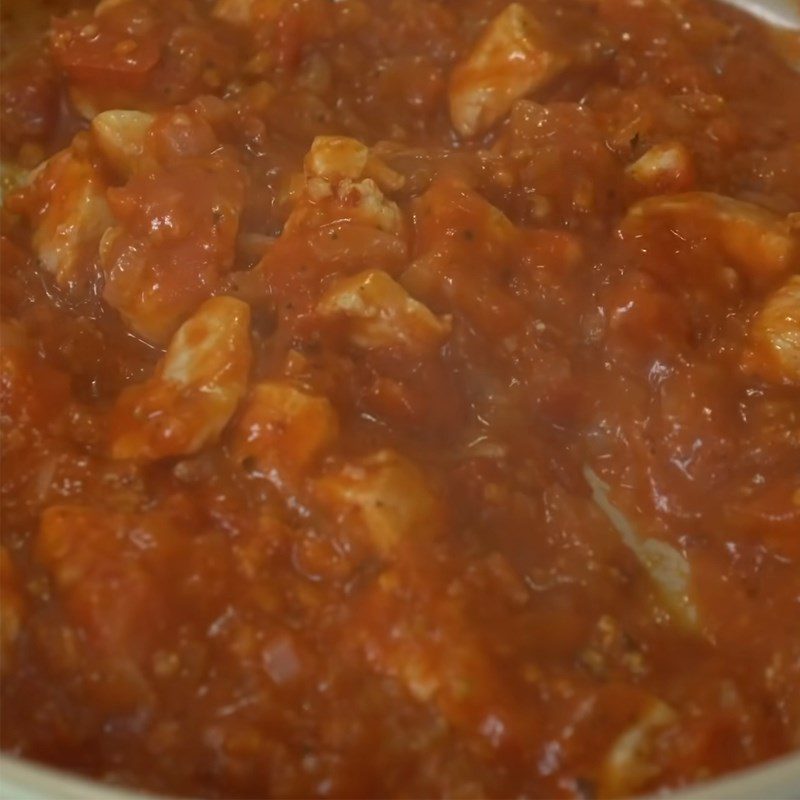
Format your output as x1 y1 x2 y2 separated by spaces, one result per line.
99 152 246 344
746 275 800 386
314 450 441 557
585 466 699 631
297 178 403 234
304 136 405 191
212 0 255 24
91 110 155 177
285 137 406 235
626 141 695 192
623 192 797 286
401 178 526 334
93 0 135 15
27 149 113 289
449 3 569 138
413 176 517 255
305 136 369 184
110 297 252 461
231 382 339 478
350 571 524 748
36 504 165 663
599 698 678 797
0 160 28 202
340 179 404 234
211 0 286 26
317 269 452 353
286 178 404 236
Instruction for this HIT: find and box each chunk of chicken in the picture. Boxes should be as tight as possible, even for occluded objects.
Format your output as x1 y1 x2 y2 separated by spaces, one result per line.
0 160 28 202
93 0 136 15
110 297 251 461
599 698 678 798
37 506 141 643
746 275 800 386
402 178 526 335
286 179 404 236
305 136 369 184
338 179 404 234
585 466 699 631
285 136 405 236
304 136 405 192
314 450 441 558
27 149 113 289
626 141 695 193
212 0 255 24
350 570 525 749
35 504 171 682
231 382 339 479
211 0 287 26
100 152 246 343
90 109 155 177
412 176 517 257
449 3 569 138
317 270 452 354
623 192 797 286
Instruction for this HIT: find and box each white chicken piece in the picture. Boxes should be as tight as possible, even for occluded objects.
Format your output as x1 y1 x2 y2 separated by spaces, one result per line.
0 160 29 203
231 382 339 479
93 0 135 15
211 0 286 25
449 3 569 138
317 270 452 354
623 192 798 286
599 699 678 798
413 176 518 254
35 504 167 670
626 141 695 193
110 296 252 461
285 136 406 235
91 110 155 177
746 275 800 386
585 466 699 631
352 569 522 748
305 136 369 185
333 179 404 234
314 450 441 558
304 136 405 192
211 0 255 24
28 149 113 289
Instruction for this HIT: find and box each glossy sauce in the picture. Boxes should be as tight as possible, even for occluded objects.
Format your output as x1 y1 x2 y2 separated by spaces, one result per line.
1 0 799 797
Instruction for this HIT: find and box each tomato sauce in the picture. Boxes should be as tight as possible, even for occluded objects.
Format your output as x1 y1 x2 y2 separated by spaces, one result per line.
1 0 799 797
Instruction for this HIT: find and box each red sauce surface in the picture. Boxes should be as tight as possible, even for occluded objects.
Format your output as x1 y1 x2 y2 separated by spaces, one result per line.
1 0 799 797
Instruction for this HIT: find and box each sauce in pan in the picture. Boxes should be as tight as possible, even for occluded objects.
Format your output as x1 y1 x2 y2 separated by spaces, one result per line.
1 0 799 797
